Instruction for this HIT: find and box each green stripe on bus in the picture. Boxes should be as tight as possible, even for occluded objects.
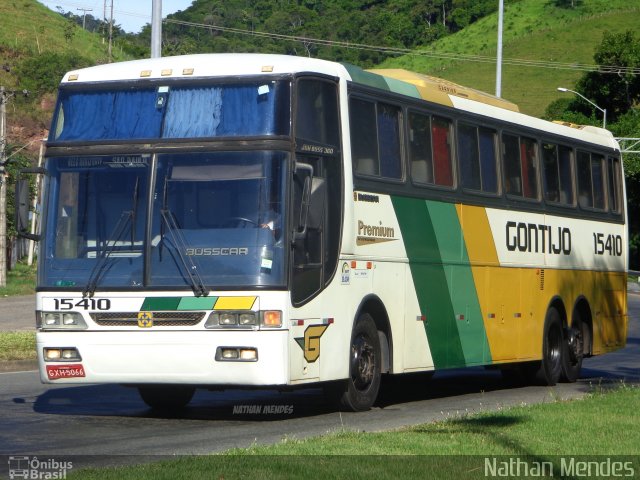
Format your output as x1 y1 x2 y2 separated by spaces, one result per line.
392 196 465 368
392 197 492 368
177 297 218 310
382 77 422 100
342 63 390 91
425 201 491 365
140 297 182 311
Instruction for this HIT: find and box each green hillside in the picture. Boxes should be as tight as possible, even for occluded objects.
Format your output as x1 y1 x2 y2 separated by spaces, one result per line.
0 0 133 148
380 0 639 117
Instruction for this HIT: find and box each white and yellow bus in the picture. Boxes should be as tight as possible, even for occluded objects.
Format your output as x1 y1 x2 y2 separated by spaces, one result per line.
22 54 627 411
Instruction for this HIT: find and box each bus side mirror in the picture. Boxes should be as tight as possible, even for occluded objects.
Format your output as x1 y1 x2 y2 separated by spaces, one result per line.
15 168 45 241
294 163 313 240
307 177 325 230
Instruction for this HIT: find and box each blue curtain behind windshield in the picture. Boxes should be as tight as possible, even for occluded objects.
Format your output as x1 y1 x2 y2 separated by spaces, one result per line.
54 84 282 141
163 87 222 138
55 90 163 141
162 85 276 138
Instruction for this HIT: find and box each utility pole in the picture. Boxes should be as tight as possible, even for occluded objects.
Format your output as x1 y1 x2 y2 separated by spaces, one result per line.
0 87 28 286
108 0 114 62
0 87 8 287
496 0 504 97
77 7 93 30
151 0 162 58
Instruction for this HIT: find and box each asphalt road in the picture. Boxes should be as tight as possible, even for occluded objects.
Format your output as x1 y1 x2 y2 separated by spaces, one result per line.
0 294 638 471
0 295 35 331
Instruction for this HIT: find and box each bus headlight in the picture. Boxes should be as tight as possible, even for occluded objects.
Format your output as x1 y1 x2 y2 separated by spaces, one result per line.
205 311 260 329
215 347 258 362
44 347 82 362
38 312 87 330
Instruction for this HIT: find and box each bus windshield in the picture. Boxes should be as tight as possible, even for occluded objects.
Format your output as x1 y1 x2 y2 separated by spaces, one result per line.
50 81 291 142
40 151 288 291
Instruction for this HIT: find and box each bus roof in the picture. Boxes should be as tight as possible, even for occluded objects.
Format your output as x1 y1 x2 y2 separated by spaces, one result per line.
60 53 350 84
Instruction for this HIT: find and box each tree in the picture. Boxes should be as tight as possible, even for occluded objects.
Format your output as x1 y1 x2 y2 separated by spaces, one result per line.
576 31 640 123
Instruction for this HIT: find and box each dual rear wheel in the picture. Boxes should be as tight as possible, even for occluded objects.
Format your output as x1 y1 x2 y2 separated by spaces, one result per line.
527 307 584 386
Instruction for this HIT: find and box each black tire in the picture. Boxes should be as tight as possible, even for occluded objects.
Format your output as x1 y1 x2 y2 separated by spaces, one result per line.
138 386 195 411
528 308 564 386
338 313 382 411
561 313 584 383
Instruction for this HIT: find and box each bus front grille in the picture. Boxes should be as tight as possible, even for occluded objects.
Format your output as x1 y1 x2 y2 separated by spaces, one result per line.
90 312 206 327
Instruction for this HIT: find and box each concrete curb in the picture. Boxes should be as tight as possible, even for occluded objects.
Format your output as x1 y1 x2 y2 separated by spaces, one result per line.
0 359 38 373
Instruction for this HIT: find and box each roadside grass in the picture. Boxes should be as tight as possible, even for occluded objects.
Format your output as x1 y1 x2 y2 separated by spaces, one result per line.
0 260 36 297
0 331 36 361
69 385 640 480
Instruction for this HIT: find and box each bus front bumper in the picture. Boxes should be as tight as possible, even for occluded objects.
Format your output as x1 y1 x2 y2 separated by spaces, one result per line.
36 330 289 386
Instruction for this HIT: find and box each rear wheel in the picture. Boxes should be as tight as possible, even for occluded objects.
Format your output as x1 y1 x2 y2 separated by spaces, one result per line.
337 314 382 411
527 308 563 386
138 386 195 411
561 313 584 382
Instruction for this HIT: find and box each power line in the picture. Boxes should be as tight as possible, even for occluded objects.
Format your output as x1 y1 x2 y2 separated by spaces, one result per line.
164 18 640 76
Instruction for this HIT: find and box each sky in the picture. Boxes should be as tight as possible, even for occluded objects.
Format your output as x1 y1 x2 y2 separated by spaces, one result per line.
37 0 194 33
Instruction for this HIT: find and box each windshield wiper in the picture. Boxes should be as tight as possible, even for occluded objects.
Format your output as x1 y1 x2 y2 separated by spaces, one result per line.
83 210 133 297
160 208 210 297
83 177 141 297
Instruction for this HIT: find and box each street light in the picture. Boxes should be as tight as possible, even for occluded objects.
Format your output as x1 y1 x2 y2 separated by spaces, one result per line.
557 87 607 129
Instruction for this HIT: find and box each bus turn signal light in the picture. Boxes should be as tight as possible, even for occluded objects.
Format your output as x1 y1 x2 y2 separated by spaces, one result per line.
261 310 282 328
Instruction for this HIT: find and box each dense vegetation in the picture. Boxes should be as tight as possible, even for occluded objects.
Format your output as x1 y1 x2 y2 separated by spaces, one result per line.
147 0 513 67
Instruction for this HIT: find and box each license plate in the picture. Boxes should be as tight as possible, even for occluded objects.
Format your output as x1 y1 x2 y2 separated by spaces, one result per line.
46 364 86 380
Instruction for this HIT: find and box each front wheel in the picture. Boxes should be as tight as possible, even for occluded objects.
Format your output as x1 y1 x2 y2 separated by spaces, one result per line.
337 314 382 411
138 386 195 411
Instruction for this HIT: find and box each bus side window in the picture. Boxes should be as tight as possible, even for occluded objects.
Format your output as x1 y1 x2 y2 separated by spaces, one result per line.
503 133 539 199
542 143 559 202
591 154 606 210
558 145 574 205
377 103 402 179
520 137 539 199
503 134 522 196
577 151 606 211
350 98 378 176
432 116 453 187
296 80 339 147
608 156 622 213
577 151 593 208
409 112 433 184
458 123 498 193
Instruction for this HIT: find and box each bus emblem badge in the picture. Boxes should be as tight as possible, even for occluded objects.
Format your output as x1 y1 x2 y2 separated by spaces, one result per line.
137 311 154 328
294 324 329 363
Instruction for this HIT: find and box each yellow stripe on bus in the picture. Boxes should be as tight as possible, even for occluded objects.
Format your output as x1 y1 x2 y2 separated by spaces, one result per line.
213 296 257 310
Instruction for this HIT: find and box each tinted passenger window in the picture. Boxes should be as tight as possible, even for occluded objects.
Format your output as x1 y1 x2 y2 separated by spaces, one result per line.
350 98 402 179
503 133 539 199
458 123 498 193
409 112 453 187
608 157 622 213
577 151 606 210
296 79 339 146
542 143 574 205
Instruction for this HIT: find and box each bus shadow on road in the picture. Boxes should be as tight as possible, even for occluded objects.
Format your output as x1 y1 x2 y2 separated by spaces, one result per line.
29 384 335 421
28 365 635 420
